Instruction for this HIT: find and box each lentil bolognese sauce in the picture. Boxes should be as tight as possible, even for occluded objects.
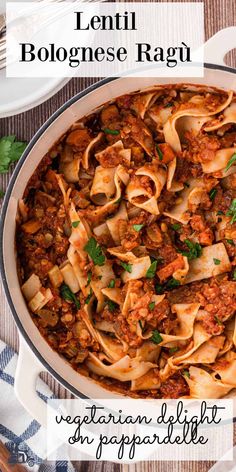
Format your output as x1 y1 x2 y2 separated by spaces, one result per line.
16 84 236 399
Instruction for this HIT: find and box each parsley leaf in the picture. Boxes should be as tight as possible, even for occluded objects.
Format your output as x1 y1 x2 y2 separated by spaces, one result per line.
60 284 80 309
226 199 236 224
149 302 155 311
0 135 27 174
156 144 163 161
155 277 180 294
106 299 118 312
225 153 236 172
233 270 236 281
72 220 80 228
209 188 217 201
166 278 180 290
115 197 122 204
213 258 221 265
120 262 132 273
179 239 202 260
133 224 144 232
138 320 144 331
108 279 115 288
85 289 93 304
226 239 234 246
86 271 92 287
151 330 163 344
103 128 120 135
182 370 190 378
146 260 157 279
169 347 178 354
215 315 223 326
84 237 105 266
155 283 164 294
171 223 181 231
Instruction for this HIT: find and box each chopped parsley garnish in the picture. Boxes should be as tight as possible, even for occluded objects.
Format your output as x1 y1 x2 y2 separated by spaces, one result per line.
233 270 236 281
146 260 157 279
182 370 190 378
133 224 144 232
164 102 173 108
84 237 105 266
209 188 217 201
106 299 118 312
213 258 221 265
217 210 224 215
85 289 93 304
0 135 27 174
156 144 163 161
166 278 180 290
215 316 223 326
225 153 236 172
149 302 155 311
155 283 164 294
60 284 80 309
226 239 235 246
171 223 181 231
120 261 132 273
226 199 236 224
169 347 178 354
184 182 190 188
72 220 80 228
108 279 115 288
103 128 120 135
151 330 163 344
86 271 92 286
155 277 180 294
138 320 144 330
179 239 202 260
115 197 122 204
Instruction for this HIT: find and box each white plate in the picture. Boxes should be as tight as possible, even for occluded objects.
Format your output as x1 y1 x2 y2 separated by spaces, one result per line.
0 0 70 117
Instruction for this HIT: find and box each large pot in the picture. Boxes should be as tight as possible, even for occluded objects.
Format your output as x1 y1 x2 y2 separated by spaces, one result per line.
1 28 236 426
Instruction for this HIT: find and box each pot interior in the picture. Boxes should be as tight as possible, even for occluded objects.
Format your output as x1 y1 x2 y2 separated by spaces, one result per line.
2 67 236 399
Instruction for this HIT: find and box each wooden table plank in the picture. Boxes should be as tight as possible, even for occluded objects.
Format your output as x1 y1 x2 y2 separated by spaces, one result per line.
1 1 236 471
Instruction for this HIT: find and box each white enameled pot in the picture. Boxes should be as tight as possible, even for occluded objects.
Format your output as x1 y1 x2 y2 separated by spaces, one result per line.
1 28 236 426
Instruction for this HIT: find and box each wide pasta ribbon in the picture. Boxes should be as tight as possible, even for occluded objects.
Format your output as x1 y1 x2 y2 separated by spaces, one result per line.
126 163 166 215
163 90 233 153
130 91 159 119
184 242 231 284
212 351 236 386
204 101 236 132
86 353 156 382
185 366 234 399
164 178 203 224
158 303 200 346
69 202 91 261
80 303 124 362
82 132 103 169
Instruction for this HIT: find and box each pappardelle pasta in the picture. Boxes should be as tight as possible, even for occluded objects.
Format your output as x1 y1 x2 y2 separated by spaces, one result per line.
16 84 236 399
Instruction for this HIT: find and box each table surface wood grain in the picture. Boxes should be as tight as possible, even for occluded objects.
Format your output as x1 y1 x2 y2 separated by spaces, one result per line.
1 0 236 470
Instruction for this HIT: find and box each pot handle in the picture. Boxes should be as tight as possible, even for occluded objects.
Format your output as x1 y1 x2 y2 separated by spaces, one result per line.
204 27 236 66
15 334 48 427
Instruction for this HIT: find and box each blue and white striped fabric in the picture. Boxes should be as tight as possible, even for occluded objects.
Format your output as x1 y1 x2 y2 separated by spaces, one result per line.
0 339 75 472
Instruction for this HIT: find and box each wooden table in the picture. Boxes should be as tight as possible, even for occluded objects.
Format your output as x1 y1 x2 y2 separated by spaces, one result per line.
1 0 236 470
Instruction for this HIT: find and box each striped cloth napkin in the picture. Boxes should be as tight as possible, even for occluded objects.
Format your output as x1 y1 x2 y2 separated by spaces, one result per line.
0 339 75 472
